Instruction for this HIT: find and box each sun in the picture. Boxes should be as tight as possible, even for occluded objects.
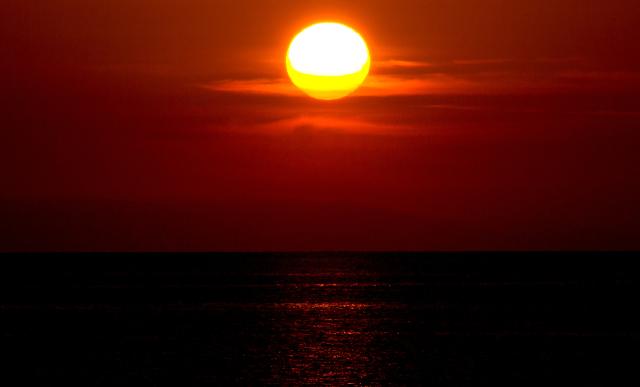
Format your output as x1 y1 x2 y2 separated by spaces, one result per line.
286 22 371 100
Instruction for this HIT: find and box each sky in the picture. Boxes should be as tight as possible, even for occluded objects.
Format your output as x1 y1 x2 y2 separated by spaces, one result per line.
1 0 639 251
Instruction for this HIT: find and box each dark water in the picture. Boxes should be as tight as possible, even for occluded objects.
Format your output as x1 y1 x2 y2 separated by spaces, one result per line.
1 253 638 385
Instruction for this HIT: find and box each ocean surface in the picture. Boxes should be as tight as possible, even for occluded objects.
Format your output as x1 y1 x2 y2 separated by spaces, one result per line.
1 252 638 385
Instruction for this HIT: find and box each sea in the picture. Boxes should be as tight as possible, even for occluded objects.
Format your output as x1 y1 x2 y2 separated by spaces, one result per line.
1 252 637 385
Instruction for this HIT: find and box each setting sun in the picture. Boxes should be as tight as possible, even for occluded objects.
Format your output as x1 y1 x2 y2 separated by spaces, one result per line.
286 22 371 100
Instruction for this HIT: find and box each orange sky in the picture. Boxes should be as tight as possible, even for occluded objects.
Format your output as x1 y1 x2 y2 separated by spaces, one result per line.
1 1 639 250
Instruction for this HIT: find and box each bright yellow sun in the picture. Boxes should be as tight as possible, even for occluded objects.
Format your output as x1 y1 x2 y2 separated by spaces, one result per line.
286 22 371 100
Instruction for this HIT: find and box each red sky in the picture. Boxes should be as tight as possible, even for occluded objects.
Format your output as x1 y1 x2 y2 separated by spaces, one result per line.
2 0 639 251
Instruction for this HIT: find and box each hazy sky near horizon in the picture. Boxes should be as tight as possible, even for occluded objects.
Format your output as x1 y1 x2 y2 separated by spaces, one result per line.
2 1 639 250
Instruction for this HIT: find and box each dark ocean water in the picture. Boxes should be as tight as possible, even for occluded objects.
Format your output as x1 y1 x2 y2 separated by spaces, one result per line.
1 253 638 385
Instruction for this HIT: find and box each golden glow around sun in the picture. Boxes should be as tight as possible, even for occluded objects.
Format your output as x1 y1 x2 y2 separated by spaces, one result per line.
286 23 371 100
